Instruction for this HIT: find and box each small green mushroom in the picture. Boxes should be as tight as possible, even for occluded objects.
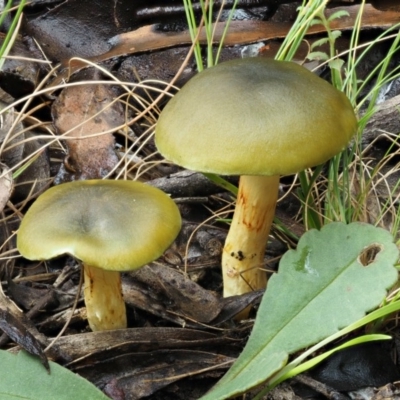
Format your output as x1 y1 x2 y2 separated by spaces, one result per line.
17 180 181 331
155 57 357 302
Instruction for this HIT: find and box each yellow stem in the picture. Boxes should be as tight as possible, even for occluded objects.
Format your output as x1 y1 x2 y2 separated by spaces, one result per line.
83 264 127 331
222 175 280 298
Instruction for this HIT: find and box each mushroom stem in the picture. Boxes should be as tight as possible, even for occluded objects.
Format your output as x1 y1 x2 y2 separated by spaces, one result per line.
222 174 280 298
83 264 127 331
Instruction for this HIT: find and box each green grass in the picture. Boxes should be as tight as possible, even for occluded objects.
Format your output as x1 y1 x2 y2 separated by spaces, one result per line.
183 0 400 239
0 0 26 71
183 0 239 70
297 1 400 234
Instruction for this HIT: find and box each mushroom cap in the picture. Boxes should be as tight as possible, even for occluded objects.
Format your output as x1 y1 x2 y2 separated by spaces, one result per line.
155 58 358 176
17 180 181 271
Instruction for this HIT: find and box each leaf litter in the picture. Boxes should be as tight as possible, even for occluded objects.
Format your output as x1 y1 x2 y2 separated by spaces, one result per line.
0 1 400 400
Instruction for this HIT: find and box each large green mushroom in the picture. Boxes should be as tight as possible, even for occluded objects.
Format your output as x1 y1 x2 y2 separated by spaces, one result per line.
17 180 181 331
155 57 357 301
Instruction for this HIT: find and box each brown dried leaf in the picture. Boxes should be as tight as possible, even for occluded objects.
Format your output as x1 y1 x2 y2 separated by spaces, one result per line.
0 283 49 370
210 290 264 325
52 83 123 181
50 328 227 364
122 278 188 327
49 4 400 87
131 264 222 323
12 134 50 199
0 34 43 98
0 103 50 199
0 102 24 165
151 263 222 323
371 0 400 11
23 0 144 62
75 349 234 400
0 163 13 212
125 265 262 325
8 280 58 314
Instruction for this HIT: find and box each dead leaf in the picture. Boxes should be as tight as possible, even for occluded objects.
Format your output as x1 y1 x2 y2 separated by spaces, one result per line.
125 264 263 325
8 280 58 314
12 134 51 200
75 349 234 400
210 290 264 325
0 102 24 165
48 4 400 88
50 327 233 364
147 263 222 323
122 276 199 328
23 0 140 62
0 163 13 212
0 283 49 371
52 82 123 182
0 102 49 199
0 33 45 99
371 0 400 11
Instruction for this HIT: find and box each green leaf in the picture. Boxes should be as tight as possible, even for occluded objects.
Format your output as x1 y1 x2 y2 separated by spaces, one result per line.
327 10 350 22
255 300 400 399
309 17 322 26
329 58 345 71
0 350 109 400
307 51 329 61
311 37 330 50
331 30 342 40
201 222 399 400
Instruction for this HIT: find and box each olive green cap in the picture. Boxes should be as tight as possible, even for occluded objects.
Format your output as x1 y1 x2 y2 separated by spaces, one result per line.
155 58 357 176
17 180 181 271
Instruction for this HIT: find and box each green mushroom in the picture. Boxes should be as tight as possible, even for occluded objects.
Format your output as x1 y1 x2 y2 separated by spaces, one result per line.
155 58 357 305
17 180 182 331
